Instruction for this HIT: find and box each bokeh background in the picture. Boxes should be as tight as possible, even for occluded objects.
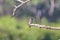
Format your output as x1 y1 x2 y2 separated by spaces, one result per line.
0 0 60 40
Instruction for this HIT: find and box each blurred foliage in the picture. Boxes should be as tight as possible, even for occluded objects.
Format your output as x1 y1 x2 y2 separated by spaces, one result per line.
0 16 59 40
5 0 15 6
0 0 60 40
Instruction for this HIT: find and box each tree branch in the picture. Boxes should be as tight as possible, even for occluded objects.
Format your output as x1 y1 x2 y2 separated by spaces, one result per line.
13 0 31 16
28 18 60 30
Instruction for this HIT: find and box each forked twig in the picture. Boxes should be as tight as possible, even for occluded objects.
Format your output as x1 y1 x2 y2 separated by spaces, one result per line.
13 0 31 16
28 18 60 30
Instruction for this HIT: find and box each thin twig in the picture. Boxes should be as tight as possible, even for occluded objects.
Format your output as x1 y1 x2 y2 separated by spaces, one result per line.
13 0 31 16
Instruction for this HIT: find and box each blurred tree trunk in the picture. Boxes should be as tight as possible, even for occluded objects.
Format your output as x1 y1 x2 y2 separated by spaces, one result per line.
3 1 12 15
48 0 55 16
0 0 4 16
0 0 13 16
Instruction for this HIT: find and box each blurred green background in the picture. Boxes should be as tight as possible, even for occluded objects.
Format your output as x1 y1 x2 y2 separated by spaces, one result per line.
0 0 60 40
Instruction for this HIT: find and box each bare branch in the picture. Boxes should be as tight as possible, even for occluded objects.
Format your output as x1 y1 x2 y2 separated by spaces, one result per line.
28 18 60 30
13 0 31 16
17 0 24 3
